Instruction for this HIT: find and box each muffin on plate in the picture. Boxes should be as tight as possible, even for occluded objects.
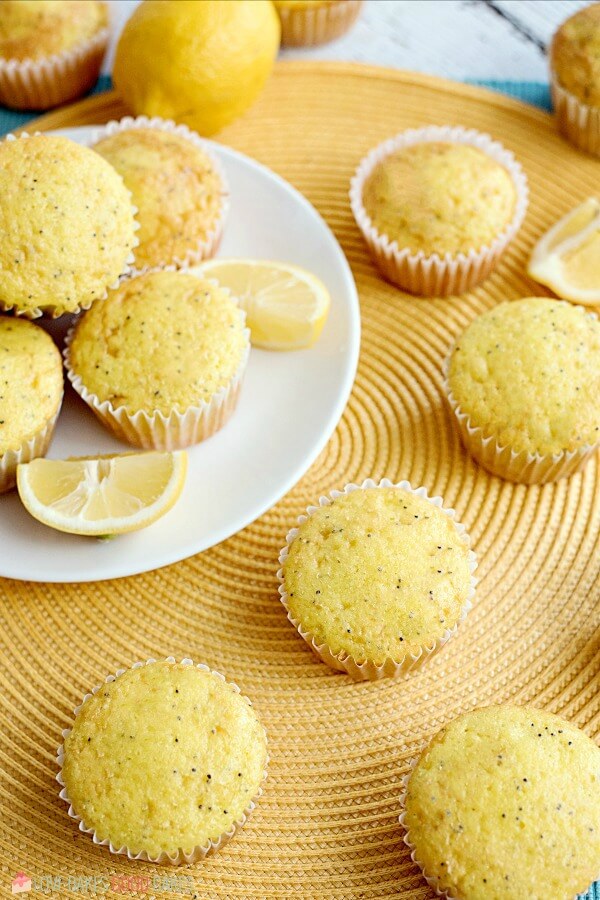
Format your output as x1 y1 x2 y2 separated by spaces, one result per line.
0 316 63 493
0 0 109 111
278 479 477 680
401 705 600 900
550 2 600 155
0 133 137 318
350 126 528 296
64 269 250 450
57 658 268 864
445 297 600 484
92 117 228 271
274 0 363 47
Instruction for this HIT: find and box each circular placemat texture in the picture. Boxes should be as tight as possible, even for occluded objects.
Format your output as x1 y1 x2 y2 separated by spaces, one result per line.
1 63 599 900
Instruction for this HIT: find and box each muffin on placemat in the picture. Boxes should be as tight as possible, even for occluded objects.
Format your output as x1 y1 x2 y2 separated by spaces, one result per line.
350 126 528 296
0 0 109 110
92 117 228 270
551 2 600 155
57 658 268 864
400 705 600 900
0 133 137 318
278 479 477 680
445 297 600 484
0 316 63 493
274 0 362 47
64 269 250 449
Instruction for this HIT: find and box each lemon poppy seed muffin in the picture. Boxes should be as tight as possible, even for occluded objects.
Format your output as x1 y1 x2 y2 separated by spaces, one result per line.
0 135 136 318
0 316 63 492
281 484 475 679
447 298 600 482
274 0 362 47
66 270 249 449
92 125 227 269
362 142 517 257
60 660 268 862
402 705 600 900
0 0 107 61
0 2 109 110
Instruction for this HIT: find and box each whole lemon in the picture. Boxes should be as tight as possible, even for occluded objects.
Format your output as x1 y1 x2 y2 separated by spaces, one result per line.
113 0 281 136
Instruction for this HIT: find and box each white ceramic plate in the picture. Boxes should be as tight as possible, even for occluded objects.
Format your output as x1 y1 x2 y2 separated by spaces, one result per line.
0 126 360 583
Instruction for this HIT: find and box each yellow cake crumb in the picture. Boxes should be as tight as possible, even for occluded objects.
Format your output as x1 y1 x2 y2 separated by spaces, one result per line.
93 128 225 269
0 317 62 454
362 142 516 256
551 3 600 106
61 661 267 858
403 705 600 900
0 134 137 318
448 297 600 456
68 270 248 415
0 1 107 62
283 487 472 665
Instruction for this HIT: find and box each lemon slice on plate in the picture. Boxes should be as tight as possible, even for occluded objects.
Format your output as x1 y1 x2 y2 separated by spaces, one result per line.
17 452 187 536
196 259 331 350
528 198 600 305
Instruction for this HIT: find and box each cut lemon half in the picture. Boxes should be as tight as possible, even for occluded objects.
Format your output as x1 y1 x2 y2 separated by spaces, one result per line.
17 452 187 536
195 259 331 350
528 198 600 305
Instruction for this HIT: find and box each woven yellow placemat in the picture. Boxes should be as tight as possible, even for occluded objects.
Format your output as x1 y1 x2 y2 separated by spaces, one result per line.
1 63 599 899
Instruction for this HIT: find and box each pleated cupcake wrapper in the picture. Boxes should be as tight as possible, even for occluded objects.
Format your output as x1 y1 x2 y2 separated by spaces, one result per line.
0 402 62 494
398 750 599 900
550 72 600 157
56 657 268 867
442 353 599 485
0 131 140 320
277 0 363 47
63 268 250 450
277 478 477 681
88 116 230 273
350 125 529 297
0 16 109 111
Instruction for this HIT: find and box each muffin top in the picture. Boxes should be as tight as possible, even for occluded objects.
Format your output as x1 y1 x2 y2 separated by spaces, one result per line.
0 1 107 62
362 142 516 256
61 661 267 858
551 2 600 106
0 317 62 454
283 487 473 666
68 270 248 415
448 298 600 456
403 704 600 900
92 127 225 269
0 134 136 318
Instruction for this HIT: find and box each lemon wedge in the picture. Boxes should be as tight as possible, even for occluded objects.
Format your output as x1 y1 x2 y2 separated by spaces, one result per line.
528 198 600 305
196 259 331 350
17 452 187 536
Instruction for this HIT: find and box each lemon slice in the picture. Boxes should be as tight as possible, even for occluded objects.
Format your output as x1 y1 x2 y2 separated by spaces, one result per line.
528 198 600 304
196 259 331 350
17 452 187 536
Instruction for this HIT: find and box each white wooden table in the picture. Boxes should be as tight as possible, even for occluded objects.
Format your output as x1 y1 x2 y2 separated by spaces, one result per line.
105 0 589 81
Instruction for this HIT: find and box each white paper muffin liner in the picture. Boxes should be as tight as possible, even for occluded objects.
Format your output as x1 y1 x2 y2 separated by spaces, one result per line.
0 131 139 320
88 116 230 272
550 71 600 157
63 268 250 450
0 4 109 111
443 311 600 484
277 0 363 47
0 404 62 494
350 125 529 297
56 657 268 866
277 478 477 681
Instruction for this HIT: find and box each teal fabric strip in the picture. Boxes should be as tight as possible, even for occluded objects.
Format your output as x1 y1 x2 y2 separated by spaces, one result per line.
0 73 597 900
